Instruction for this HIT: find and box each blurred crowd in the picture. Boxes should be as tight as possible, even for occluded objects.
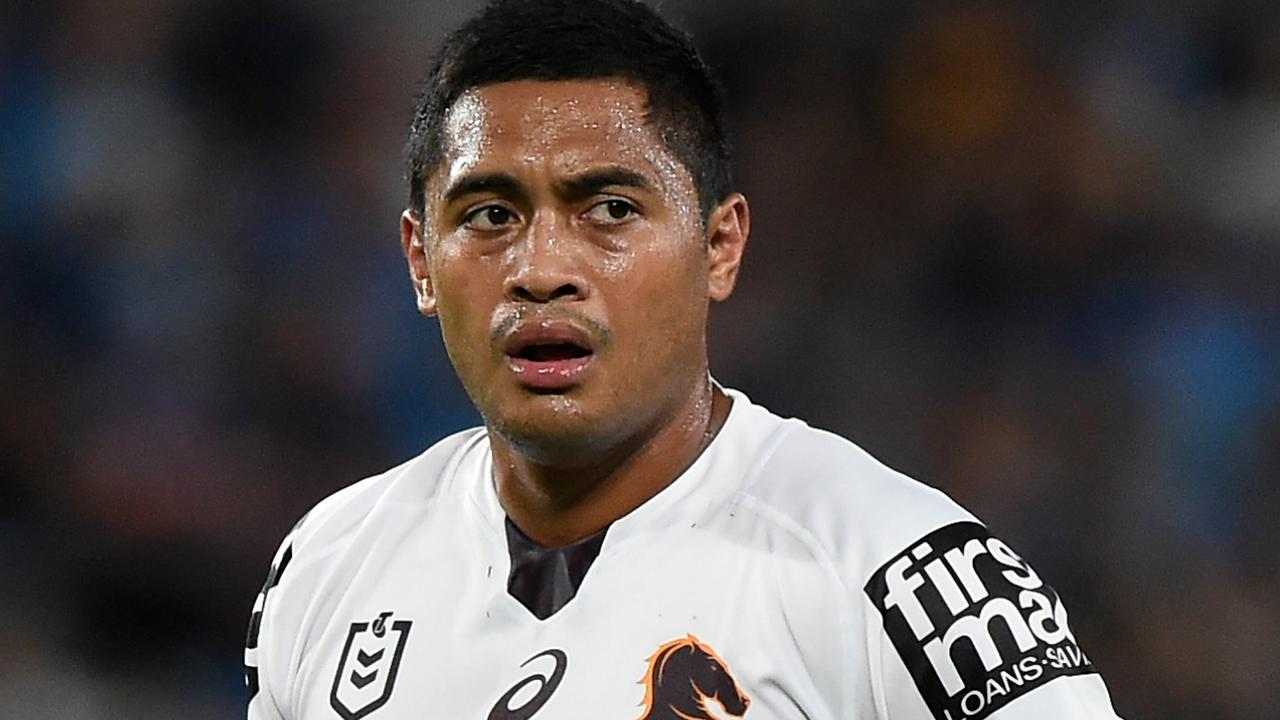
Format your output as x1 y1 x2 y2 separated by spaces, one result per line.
2 0 1277 717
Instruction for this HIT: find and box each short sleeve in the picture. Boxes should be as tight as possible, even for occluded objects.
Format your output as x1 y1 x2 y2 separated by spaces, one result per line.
861 521 1123 720
246 520 303 720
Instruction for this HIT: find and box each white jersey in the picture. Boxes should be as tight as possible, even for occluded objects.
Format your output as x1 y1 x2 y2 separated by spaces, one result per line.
246 388 1121 720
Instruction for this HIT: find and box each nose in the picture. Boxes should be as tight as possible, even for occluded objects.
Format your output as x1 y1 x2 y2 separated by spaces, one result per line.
503 213 587 303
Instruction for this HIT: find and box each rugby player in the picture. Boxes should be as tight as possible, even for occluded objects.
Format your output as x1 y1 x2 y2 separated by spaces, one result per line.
246 1 1124 718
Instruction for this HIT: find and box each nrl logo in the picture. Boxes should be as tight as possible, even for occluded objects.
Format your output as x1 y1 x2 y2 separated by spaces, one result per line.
330 611 413 720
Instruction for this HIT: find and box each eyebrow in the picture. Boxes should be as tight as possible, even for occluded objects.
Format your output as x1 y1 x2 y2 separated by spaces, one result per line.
442 172 527 205
441 166 658 207
554 167 658 199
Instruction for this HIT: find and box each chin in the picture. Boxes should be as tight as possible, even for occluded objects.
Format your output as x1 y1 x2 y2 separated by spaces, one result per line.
486 396 624 465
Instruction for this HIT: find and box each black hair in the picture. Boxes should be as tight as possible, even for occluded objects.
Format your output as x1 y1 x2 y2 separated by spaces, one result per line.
405 0 732 223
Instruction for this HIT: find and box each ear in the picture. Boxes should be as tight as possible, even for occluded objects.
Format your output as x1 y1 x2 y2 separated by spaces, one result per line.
705 193 750 302
401 209 438 316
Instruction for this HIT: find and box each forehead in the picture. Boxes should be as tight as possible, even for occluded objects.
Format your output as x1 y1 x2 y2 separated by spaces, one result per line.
436 79 686 191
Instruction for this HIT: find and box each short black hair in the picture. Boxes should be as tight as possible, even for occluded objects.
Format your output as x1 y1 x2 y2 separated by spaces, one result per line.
405 0 732 223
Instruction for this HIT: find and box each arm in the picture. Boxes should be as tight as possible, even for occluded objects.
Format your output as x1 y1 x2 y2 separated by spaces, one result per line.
246 526 302 720
864 521 1123 719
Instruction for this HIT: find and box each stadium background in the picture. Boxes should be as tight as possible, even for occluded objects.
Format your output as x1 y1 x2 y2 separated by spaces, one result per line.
2 0 1278 717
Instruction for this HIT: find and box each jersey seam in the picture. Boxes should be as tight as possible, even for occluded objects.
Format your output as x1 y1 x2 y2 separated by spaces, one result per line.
727 492 856 718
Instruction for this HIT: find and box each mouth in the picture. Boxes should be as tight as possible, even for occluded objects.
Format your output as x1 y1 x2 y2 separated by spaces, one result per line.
502 322 597 392
512 342 592 362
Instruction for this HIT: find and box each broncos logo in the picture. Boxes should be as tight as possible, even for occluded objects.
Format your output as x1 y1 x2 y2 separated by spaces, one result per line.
638 634 750 719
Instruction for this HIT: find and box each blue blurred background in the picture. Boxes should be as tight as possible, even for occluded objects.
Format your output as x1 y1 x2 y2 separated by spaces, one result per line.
2 0 1278 717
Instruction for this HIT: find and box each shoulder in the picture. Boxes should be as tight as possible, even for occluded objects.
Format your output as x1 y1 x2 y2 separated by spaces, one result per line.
726 395 973 584
247 427 486 657
284 426 487 562
725 393 1122 719
244 428 487 712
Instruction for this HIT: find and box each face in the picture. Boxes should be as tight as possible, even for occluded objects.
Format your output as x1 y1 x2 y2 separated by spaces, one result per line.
402 79 748 460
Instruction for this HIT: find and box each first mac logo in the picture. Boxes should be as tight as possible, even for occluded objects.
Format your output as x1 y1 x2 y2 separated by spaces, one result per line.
865 522 1096 720
330 611 413 720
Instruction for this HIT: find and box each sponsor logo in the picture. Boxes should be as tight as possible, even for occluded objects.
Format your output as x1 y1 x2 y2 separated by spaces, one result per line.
865 522 1095 720
638 635 750 719
329 611 413 720
488 649 567 720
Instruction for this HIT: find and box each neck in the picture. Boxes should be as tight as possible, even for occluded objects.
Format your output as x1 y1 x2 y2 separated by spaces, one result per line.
489 378 732 548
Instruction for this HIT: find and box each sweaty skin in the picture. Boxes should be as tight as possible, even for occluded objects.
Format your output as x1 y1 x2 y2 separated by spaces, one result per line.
402 79 749 547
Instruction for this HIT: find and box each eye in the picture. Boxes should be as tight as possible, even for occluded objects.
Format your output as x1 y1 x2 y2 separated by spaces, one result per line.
583 198 638 225
463 204 518 231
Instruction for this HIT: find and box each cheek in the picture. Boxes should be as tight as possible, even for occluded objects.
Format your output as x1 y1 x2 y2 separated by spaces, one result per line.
435 305 485 385
608 249 708 346
432 244 500 311
431 256 502 362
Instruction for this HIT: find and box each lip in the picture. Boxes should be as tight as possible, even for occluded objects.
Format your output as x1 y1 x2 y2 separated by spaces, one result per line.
501 320 597 391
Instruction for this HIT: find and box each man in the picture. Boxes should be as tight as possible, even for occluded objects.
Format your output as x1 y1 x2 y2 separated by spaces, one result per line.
246 1 1124 718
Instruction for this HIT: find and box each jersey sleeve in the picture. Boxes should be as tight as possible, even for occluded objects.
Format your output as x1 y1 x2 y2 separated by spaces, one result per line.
861 520 1122 719
245 519 304 720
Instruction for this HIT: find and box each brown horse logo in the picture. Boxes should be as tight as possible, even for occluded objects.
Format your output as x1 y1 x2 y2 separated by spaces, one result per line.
638 634 750 719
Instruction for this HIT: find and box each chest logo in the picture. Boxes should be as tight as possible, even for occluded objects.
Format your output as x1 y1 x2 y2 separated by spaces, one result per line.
330 611 413 720
488 649 567 720
639 635 750 719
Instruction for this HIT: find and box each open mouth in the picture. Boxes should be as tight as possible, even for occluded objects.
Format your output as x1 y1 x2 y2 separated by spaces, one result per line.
502 322 598 391
513 342 593 362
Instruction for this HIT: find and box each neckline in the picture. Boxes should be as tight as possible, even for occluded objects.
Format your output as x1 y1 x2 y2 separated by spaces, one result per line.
503 515 610 620
470 386 753 544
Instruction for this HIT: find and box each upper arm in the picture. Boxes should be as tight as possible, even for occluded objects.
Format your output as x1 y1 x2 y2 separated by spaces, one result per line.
860 521 1122 720
246 523 303 720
